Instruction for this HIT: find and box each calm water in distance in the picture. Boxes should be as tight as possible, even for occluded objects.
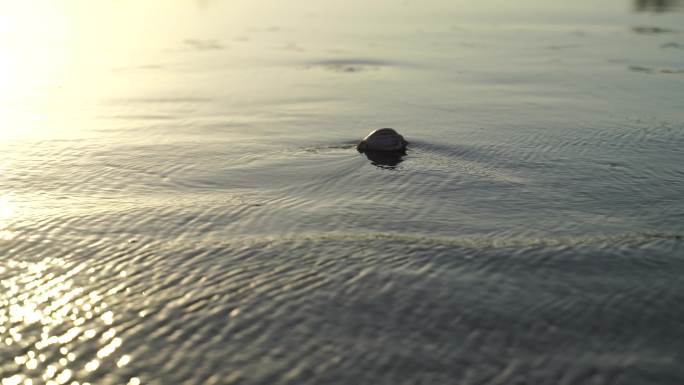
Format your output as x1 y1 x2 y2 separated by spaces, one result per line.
1 1 684 384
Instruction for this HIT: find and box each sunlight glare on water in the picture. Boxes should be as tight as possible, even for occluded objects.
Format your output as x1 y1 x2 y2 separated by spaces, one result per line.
1 255 131 385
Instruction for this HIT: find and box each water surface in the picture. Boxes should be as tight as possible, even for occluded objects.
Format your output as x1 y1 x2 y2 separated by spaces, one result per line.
1 1 684 384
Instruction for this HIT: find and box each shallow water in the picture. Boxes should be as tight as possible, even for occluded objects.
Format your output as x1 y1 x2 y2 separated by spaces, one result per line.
1 1 684 384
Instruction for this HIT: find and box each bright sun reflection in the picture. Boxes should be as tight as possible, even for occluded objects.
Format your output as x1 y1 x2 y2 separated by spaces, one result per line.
0 3 72 96
0 2 74 141
0 0 207 141
0 256 133 384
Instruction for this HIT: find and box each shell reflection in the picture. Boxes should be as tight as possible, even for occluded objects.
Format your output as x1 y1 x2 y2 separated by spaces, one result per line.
0 258 135 385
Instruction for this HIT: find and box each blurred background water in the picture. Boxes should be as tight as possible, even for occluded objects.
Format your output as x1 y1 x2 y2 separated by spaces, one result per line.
1 1 683 384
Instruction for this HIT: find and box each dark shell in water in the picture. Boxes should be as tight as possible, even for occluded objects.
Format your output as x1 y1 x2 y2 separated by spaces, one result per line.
356 128 408 152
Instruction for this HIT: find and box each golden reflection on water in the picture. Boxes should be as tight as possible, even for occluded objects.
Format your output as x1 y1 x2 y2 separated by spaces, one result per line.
0 1 207 141
0 257 135 385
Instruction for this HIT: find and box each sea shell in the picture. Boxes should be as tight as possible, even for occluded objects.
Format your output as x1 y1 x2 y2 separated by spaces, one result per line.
356 128 408 152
